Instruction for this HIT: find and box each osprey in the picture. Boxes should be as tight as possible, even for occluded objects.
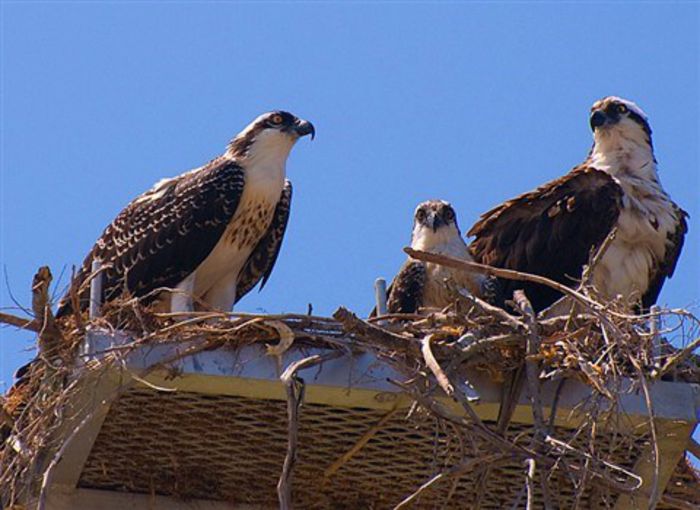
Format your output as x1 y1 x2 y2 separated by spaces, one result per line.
469 97 687 313
383 200 499 314
57 110 314 316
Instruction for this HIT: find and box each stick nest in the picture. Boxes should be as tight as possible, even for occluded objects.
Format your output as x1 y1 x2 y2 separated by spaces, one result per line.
1 266 699 509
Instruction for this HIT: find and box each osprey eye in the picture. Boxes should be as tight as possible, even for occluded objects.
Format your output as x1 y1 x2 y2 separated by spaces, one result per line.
617 104 628 114
270 114 284 125
416 210 427 222
444 208 455 221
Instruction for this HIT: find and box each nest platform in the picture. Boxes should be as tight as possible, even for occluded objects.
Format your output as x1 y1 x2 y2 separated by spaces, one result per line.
33 326 699 510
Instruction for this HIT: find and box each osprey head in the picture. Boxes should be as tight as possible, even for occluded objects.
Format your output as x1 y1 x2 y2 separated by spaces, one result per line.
411 200 462 247
589 96 652 141
228 110 315 158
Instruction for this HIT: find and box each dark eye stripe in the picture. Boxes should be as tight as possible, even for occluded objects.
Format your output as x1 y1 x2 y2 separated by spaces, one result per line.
627 110 652 135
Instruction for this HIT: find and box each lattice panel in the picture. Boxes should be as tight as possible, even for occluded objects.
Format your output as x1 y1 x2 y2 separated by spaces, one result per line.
78 388 649 509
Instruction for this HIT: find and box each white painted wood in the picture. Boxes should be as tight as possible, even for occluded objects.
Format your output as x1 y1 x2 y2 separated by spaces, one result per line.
82 329 699 424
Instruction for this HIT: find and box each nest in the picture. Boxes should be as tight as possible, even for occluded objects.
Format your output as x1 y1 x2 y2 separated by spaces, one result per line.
1 258 699 509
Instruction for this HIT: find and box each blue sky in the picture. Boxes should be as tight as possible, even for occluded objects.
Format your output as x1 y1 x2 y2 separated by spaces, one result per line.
1 1 698 452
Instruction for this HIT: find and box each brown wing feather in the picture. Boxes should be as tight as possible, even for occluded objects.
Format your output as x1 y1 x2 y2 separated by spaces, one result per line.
642 205 688 309
56 157 246 317
235 180 293 303
385 260 427 314
468 166 623 312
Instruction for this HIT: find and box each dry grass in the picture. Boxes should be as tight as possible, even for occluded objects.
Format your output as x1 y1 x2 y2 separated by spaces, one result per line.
0 261 698 509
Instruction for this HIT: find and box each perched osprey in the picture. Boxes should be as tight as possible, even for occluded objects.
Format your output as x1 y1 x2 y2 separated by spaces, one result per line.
383 200 499 314
469 97 687 312
56 111 314 317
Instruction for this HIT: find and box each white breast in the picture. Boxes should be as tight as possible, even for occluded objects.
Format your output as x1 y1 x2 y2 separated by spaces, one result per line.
414 236 486 308
592 175 678 306
189 152 287 310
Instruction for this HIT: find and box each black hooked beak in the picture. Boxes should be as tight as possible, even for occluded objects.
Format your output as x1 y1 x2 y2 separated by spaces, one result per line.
590 109 607 130
294 119 315 140
426 211 444 232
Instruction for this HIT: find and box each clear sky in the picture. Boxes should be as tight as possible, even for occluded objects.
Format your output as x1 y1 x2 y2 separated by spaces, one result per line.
1 1 698 454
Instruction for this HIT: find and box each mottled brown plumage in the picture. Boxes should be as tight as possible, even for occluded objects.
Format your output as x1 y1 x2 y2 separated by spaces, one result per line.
57 111 313 317
469 167 623 312
470 97 687 435
235 181 293 302
380 200 501 316
469 97 687 313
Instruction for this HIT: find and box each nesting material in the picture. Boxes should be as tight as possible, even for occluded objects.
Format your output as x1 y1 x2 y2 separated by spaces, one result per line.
0 264 698 509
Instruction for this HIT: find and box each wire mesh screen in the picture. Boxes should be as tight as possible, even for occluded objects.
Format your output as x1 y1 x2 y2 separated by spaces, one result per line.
78 387 649 509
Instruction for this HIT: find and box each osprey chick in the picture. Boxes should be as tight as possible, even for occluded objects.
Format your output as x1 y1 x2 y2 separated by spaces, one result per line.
385 200 499 314
57 111 315 316
469 97 687 312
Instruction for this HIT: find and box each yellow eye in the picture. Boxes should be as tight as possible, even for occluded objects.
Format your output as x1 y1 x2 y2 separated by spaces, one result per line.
270 114 284 125
617 104 628 114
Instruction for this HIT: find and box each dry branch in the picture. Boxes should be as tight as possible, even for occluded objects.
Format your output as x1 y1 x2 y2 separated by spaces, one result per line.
277 351 344 509
405 247 635 320
31 267 63 365
323 407 400 484
514 290 553 510
333 306 419 354
0 312 38 332
394 454 502 509
1 264 698 509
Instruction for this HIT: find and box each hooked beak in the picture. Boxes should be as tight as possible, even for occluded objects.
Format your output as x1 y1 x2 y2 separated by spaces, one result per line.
426 212 444 232
294 119 315 140
590 110 607 130
590 108 621 131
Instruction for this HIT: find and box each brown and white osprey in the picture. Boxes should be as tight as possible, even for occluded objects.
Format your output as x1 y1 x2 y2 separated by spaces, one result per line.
469 97 687 312
56 110 314 316
383 200 500 314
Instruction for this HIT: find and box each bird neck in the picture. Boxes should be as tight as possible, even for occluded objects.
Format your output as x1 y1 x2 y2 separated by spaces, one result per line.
588 129 658 183
229 130 295 188
411 226 467 256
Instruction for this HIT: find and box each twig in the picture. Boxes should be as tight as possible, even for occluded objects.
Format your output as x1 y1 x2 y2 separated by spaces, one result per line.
659 493 700 510
421 334 484 428
525 458 536 510
323 406 399 484
277 351 344 510
514 290 553 510
69 265 85 334
265 321 296 357
547 378 566 434
631 358 661 508
32 267 63 364
656 335 700 379
453 286 525 331
405 247 637 320
333 306 419 354
37 394 112 510
514 292 546 435
496 366 525 435
0 312 37 332
393 454 501 509
545 435 643 492
389 379 537 462
34 333 216 507
580 228 617 287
